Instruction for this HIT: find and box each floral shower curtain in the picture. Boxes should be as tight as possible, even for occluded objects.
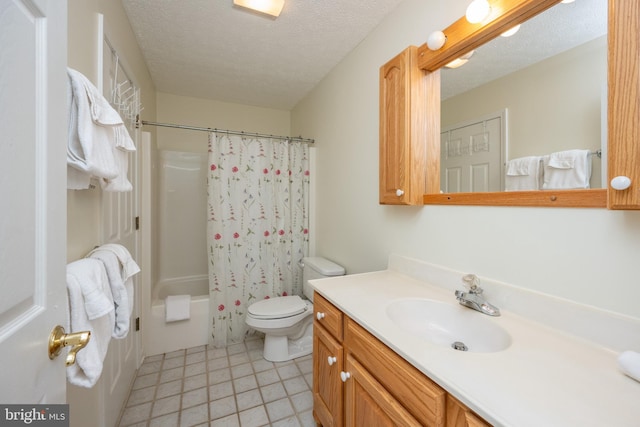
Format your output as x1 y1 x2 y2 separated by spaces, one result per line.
207 132 310 347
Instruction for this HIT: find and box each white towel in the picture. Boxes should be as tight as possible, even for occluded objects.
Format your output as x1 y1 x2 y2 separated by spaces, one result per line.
542 149 592 189
88 250 131 339
618 351 640 383
66 68 136 192
86 244 140 337
505 156 543 191
87 243 140 281
67 165 92 190
165 295 191 322
67 69 119 182
66 259 114 388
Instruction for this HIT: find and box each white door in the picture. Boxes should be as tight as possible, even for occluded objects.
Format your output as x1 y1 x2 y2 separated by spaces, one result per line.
66 32 143 427
0 0 68 403
441 113 505 193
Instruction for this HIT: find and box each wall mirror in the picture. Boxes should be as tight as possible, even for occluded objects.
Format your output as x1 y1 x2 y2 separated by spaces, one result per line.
441 0 606 193
419 0 613 207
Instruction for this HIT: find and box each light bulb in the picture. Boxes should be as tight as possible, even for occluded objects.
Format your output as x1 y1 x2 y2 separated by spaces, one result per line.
466 0 491 24
445 50 475 69
501 24 521 37
427 31 446 51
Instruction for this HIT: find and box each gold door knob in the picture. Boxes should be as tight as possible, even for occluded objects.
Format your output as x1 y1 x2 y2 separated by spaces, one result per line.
48 325 91 366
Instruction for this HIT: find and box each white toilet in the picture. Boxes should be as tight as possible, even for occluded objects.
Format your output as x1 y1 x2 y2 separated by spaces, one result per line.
245 257 345 362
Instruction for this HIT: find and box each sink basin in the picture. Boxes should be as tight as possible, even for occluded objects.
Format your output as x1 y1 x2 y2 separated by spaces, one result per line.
386 298 511 353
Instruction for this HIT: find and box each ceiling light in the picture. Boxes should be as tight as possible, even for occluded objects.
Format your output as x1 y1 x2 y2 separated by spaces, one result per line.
561 0 575 3
233 0 284 18
445 50 475 69
465 0 491 24
501 24 521 37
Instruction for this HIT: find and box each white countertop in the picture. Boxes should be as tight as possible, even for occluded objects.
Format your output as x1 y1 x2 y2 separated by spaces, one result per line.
310 258 640 427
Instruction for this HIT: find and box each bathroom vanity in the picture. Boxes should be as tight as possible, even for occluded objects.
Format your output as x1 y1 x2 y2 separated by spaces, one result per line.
311 255 640 426
313 291 487 426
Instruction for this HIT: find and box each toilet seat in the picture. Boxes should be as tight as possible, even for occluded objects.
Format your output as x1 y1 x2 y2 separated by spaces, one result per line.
248 295 308 320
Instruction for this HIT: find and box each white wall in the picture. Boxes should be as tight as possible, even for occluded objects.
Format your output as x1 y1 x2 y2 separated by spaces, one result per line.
291 0 640 319
156 92 291 153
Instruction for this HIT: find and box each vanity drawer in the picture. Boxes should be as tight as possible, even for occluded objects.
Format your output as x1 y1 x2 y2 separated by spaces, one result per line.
313 292 343 342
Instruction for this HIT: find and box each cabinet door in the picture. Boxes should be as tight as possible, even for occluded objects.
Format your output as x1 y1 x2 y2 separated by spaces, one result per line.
447 395 491 427
344 354 422 427
345 318 446 426
379 46 432 205
608 0 640 209
313 323 343 427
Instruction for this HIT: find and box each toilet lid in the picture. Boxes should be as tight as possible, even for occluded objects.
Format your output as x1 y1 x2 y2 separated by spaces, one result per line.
248 295 308 319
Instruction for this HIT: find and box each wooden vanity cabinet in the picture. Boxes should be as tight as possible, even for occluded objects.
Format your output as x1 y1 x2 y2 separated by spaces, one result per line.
313 292 490 427
344 318 446 426
313 293 344 427
344 353 421 426
379 46 438 205
447 395 491 427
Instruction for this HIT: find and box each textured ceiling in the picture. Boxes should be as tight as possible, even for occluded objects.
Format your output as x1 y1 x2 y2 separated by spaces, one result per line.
121 0 405 110
122 0 607 111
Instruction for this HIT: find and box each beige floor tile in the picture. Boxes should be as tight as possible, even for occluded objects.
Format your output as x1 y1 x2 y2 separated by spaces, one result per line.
120 339 313 427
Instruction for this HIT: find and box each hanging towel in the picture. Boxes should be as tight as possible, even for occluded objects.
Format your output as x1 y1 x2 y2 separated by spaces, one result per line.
67 164 92 190
87 250 130 339
66 68 136 191
165 295 191 322
66 259 115 388
99 126 136 192
86 243 140 337
87 243 140 281
505 156 543 191
542 149 592 189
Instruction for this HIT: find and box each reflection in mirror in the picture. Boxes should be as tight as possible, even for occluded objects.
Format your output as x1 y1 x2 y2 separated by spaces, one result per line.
439 0 607 193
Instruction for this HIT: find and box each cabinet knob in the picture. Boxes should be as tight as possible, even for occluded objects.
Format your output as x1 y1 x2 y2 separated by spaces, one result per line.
611 176 632 190
316 312 325 320
340 371 351 382
327 356 337 366
395 189 404 197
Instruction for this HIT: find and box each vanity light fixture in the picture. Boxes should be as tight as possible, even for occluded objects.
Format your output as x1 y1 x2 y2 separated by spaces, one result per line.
427 31 447 50
501 24 521 37
465 0 491 24
233 0 285 17
445 50 475 69
561 0 576 3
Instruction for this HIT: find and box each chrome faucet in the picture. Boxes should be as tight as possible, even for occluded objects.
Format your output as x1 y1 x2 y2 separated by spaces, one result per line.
454 274 500 316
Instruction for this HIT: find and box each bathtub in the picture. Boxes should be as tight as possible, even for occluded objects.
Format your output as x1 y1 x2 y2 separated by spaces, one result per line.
147 275 210 356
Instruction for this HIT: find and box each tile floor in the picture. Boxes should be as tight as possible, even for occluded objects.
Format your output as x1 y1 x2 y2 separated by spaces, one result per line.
118 335 316 427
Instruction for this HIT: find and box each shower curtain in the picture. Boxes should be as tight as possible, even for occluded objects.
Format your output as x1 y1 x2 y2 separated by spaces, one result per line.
207 132 310 347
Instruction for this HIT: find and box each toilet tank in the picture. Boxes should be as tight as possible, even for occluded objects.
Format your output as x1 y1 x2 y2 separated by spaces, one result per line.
302 257 345 301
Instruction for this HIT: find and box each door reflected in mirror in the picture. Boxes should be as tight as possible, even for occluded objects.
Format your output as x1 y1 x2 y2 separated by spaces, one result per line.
440 0 607 193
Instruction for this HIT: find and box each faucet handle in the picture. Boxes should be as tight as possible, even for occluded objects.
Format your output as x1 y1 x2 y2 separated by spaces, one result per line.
462 274 482 293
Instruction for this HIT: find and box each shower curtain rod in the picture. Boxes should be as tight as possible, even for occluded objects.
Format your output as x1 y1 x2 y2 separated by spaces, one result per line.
136 118 315 144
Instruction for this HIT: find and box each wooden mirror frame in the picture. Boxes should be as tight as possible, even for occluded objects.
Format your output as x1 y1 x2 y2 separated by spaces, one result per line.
418 0 639 209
